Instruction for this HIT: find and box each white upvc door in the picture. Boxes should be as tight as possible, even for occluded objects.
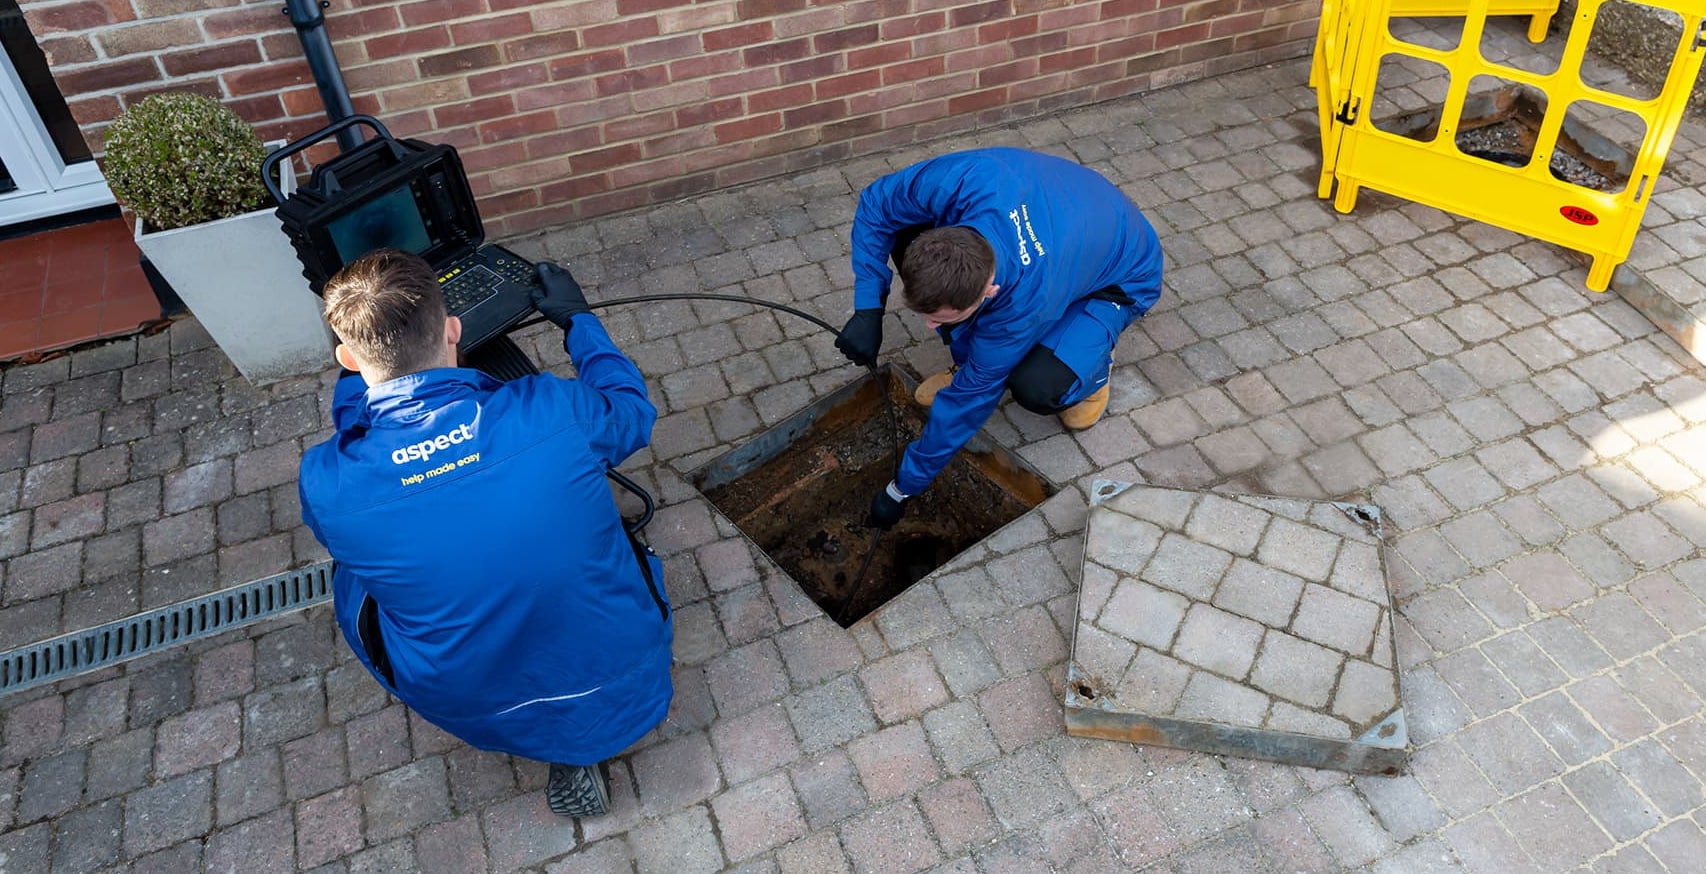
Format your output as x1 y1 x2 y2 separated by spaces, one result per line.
0 24 112 226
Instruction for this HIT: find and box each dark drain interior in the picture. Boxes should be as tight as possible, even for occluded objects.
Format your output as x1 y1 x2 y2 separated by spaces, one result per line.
691 367 1055 626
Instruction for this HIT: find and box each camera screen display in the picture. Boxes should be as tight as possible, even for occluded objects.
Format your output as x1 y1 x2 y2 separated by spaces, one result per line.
326 184 432 263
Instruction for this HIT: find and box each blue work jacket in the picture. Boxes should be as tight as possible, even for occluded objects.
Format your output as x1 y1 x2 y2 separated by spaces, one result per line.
299 314 671 765
850 147 1164 494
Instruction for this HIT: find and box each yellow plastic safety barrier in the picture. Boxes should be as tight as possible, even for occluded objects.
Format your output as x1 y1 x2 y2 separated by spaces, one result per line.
1315 0 1706 291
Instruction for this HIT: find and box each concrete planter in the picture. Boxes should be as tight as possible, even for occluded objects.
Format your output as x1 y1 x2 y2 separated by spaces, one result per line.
132 198 332 385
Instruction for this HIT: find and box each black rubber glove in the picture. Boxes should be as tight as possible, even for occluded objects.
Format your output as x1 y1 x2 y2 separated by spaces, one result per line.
868 481 909 530
532 262 591 329
835 308 884 366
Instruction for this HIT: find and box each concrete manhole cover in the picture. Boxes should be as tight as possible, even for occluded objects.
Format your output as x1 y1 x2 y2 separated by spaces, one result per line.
1067 481 1408 774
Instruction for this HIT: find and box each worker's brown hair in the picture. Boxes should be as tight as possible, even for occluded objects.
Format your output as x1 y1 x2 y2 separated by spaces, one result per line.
898 226 995 314
322 248 448 383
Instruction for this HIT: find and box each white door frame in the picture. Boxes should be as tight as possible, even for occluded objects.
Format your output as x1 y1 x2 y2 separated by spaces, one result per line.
0 44 113 225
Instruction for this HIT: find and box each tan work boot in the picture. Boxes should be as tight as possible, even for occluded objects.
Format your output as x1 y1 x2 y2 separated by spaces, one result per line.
915 368 955 407
1059 384 1110 430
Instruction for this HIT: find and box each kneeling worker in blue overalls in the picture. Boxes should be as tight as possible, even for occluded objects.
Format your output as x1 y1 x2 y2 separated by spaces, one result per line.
298 249 671 817
834 147 1166 528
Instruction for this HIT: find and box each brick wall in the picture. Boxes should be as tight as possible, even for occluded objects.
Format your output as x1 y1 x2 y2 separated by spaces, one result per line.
22 0 1318 235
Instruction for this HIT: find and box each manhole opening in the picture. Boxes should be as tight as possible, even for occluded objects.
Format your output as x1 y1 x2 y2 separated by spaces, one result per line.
691 366 1055 627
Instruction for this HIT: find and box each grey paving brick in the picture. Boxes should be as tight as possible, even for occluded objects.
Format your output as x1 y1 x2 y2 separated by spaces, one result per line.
713 771 808 862
124 770 213 857
631 732 721 817
630 805 721 874
839 799 940 874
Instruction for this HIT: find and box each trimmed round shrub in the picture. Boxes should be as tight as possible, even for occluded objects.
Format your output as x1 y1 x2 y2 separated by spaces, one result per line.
103 92 269 231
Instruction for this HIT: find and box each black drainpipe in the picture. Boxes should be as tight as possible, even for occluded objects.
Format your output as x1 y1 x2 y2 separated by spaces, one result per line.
282 0 363 152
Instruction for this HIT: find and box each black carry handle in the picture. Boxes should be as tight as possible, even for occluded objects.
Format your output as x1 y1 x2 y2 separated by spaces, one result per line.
606 467 655 535
260 114 397 203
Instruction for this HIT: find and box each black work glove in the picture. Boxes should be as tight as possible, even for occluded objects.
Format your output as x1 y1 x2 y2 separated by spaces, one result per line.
868 481 909 530
532 262 592 329
835 308 884 366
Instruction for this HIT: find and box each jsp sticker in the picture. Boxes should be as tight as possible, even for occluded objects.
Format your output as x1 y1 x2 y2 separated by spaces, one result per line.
1560 205 1598 226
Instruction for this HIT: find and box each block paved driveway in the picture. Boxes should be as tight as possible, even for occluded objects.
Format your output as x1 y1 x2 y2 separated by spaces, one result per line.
5 29 1706 874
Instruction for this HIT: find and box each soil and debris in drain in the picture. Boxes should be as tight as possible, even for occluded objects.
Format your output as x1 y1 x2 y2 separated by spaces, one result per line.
702 377 1040 626
1454 118 1619 190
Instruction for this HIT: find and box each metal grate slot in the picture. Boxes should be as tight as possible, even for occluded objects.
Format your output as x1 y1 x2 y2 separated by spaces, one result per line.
0 561 335 698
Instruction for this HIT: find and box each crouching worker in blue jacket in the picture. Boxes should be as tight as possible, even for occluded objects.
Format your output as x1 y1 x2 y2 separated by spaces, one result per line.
298 249 671 818
834 147 1165 529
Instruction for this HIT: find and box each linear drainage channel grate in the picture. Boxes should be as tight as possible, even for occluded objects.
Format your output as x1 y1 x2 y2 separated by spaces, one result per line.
0 561 334 697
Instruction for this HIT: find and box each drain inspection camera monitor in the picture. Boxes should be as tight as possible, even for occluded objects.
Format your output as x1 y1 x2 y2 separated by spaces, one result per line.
274 124 537 352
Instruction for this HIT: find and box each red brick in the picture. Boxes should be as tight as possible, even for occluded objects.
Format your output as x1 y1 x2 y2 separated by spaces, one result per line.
612 153 681 187
669 49 742 82
747 82 811 113
1209 11 1266 36
224 60 313 95
1015 0 1070 9
948 85 1007 115
979 14 1039 42
529 0 617 27
570 142 642 173
658 3 740 33
468 62 549 94
464 141 531 176
584 17 659 48
261 33 304 63
742 36 811 66
594 64 668 97
380 79 469 112
979 57 1037 86
343 60 416 92
419 44 503 78
738 0 809 16
160 41 262 78
504 31 582 62
1100 0 1160 16
675 96 742 127
1068 19 1129 46
1009 70 1069 100
38 36 97 67
553 94 630 125
479 186 541 216
604 108 674 141
946 43 1009 73
881 11 944 40
704 21 773 51
618 0 693 12
524 125 603 159
1180 35 1235 61
1039 45 1096 73
915 70 976 99
1125 46 1180 74
708 67 780 98
816 69 881 100
225 92 285 124
649 171 718 203
780 54 842 85
950 0 1009 27
640 126 715 158
477 108 557 142
548 48 626 79
1069 58 1127 83
515 79 596 111
401 0 488 27
1040 5 1097 34
1233 24 1291 52
365 28 452 61
822 112 883 142
814 23 879 53
682 140 750 173
1156 21 1209 49
628 33 702 65
883 56 943 85
59 58 160 97
635 78 707 111
914 26 977 55
847 41 909 70
434 94 516 126
782 98 846 127
1012 31 1068 56
1185 0 1240 21
1095 33 1155 62
22 1 117 32
848 82 910 114
450 12 534 44
538 172 611 203
67 95 121 126
714 113 783 143
328 7 401 35
844 0 911 24
202 7 288 39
